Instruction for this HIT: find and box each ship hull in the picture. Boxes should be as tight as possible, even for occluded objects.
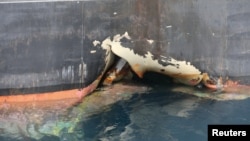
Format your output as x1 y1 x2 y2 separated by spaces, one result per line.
1 0 250 97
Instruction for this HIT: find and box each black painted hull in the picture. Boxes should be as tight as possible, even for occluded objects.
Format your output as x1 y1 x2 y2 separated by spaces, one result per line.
0 0 112 95
1 0 250 96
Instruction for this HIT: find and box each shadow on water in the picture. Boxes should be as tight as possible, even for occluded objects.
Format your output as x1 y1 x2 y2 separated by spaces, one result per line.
78 77 250 141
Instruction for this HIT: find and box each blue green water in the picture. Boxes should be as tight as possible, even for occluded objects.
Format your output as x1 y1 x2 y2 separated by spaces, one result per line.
80 89 250 141
1 86 250 141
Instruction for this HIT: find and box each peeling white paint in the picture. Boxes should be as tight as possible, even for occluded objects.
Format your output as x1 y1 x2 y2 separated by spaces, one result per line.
93 40 100 47
90 50 96 53
78 63 87 78
82 63 87 79
67 66 71 80
101 32 201 79
79 64 82 77
62 65 75 81
71 66 74 82
166 25 172 28
62 66 67 80
112 32 131 42
101 38 112 50
100 37 115 74
147 39 154 44
0 71 63 89
115 58 127 72
160 59 166 63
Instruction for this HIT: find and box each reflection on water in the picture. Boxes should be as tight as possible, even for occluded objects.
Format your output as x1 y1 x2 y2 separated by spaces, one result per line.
1 81 250 141
81 88 250 141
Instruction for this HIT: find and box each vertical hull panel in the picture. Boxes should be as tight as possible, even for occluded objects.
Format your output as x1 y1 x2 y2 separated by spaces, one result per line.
0 1 115 94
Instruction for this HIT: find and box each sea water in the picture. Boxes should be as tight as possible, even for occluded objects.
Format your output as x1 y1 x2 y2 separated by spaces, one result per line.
1 82 250 141
81 89 250 141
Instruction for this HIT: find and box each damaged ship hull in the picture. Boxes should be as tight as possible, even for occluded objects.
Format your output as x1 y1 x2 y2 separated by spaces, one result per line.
1 0 250 99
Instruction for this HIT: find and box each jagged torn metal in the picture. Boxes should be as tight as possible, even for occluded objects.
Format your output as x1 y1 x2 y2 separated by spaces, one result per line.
101 32 203 86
